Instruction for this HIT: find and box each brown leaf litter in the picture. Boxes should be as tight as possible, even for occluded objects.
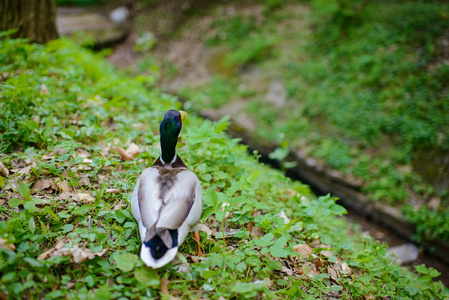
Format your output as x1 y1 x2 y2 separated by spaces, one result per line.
0 238 16 251
113 143 141 161
0 161 9 176
37 239 107 263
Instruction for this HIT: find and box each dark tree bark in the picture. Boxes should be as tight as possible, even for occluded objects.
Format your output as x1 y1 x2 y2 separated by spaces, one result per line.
0 0 59 44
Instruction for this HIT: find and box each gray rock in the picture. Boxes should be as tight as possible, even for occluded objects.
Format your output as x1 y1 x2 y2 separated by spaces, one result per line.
387 244 419 264
265 79 287 108
110 6 129 23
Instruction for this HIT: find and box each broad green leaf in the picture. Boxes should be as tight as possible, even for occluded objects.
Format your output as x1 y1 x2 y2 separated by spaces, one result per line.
204 187 218 207
201 173 212 182
231 283 253 294
415 264 428 274
236 262 247 273
134 266 160 287
215 211 226 222
72 205 93 215
269 237 289 258
429 268 441 278
328 255 338 263
29 217 36 234
114 253 139 272
269 246 290 258
253 233 275 247
124 221 136 228
113 210 128 224
268 147 289 161
233 230 249 239
84 275 95 288
40 221 48 235
23 257 43 268
176 252 188 264
330 285 343 292
231 281 266 294
62 224 74 233
24 200 35 210
1 272 16 283
214 231 228 238
226 176 245 198
277 279 288 286
18 181 30 199
201 206 215 220
260 247 269 255
44 206 58 220
405 286 420 296
331 204 347 216
202 270 217 279
8 198 22 208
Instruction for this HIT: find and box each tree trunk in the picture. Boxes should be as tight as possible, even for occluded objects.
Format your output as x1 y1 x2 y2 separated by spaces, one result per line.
0 0 59 44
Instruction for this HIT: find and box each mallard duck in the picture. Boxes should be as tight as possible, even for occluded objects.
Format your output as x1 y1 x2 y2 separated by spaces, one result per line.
131 110 203 269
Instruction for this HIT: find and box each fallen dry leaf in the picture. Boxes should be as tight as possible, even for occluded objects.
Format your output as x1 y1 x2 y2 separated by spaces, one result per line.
190 255 205 263
0 162 9 176
0 291 7 300
83 158 93 164
76 193 95 204
78 174 90 186
264 278 273 288
126 143 141 157
281 265 293 276
57 192 75 201
31 178 52 193
198 224 214 238
293 244 312 258
37 239 107 263
31 115 40 124
0 238 15 251
5 179 18 190
284 189 297 197
428 197 441 210
278 210 290 224
250 225 263 237
40 83 48 94
16 166 32 175
172 257 190 273
161 278 170 295
76 149 91 158
66 282 76 289
328 266 340 281
320 250 333 258
114 146 133 161
112 200 126 210
300 262 320 279
341 262 351 276
56 180 71 193
105 188 120 194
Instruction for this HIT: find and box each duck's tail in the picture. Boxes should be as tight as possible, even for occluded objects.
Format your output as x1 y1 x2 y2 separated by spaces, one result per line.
141 229 178 269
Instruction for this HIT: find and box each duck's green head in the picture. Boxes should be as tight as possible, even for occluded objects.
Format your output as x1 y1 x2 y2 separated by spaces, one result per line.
160 110 187 163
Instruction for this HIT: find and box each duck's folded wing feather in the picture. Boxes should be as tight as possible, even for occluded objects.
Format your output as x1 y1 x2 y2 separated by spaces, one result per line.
137 167 198 241
155 170 198 229
135 168 161 231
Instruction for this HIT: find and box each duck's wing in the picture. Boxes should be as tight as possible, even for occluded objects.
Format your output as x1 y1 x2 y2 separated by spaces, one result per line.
135 167 199 245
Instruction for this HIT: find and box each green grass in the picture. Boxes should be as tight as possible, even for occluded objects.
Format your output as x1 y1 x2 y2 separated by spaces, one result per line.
168 0 449 244
0 33 448 298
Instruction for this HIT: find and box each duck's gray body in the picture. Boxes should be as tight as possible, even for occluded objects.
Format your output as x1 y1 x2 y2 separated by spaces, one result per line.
131 156 202 268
